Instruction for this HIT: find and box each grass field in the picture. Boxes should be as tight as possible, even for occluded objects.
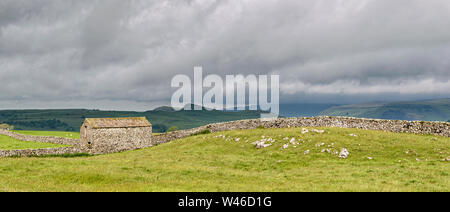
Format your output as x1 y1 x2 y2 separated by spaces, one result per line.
0 127 448 191
0 134 67 150
12 130 80 139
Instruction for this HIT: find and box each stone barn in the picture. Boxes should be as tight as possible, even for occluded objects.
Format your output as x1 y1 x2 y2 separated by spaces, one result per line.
80 117 152 154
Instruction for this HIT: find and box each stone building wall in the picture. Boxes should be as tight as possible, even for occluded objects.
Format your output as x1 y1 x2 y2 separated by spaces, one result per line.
81 126 153 154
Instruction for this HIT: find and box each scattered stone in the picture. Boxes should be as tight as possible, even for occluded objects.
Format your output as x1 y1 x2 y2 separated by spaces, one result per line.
349 134 357 137
339 148 349 159
367 157 373 160
252 141 272 149
301 128 309 134
289 138 299 145
304 150 310 155
315 142 325 147
282 144 289 149
416 158 421 162
312 129 325 133
235 138 241 142
321 149 331 153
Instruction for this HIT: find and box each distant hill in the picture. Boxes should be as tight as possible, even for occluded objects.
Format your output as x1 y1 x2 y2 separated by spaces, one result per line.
279 103 341 117
319 99 450 121
0 105 266 132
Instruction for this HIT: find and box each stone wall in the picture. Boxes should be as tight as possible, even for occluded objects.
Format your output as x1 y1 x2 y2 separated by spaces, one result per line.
154 116 449 144
0 147 82 157
0 129 80 146
81 126 153 154
0 129 83 157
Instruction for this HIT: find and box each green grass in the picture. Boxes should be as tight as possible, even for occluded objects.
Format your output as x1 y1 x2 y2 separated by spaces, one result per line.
12 130 80 139
0 127 448 191
0 134 67 150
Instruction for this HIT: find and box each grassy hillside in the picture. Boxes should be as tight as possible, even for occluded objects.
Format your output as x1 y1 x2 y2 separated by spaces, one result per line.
0 107 264 133
0 127 448 191
320 99 450 121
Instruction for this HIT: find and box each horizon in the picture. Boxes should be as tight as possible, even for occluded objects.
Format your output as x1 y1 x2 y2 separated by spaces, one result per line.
0 98 448 112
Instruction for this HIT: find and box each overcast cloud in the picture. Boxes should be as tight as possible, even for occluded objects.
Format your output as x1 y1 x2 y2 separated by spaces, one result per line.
1 0 449 110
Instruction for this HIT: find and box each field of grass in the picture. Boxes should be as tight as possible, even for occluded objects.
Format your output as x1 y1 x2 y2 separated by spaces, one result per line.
12 130 80 139
0 127 448 191
0 134 67 150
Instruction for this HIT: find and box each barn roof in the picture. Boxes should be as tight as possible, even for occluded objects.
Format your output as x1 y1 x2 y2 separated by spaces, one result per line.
83 117 151 129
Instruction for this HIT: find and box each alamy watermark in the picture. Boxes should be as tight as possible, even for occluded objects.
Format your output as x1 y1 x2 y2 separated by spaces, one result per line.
171 66 279 119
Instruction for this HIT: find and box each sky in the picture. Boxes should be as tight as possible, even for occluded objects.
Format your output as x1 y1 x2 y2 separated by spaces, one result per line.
1 0 449 111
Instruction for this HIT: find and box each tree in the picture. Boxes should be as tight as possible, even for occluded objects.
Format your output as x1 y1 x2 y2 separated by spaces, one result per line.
0 123 14 130
167 126 178 132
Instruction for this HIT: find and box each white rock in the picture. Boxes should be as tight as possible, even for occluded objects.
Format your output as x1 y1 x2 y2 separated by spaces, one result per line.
253 141 272 149
367 157 373 160
235 138 241 142
339 148 349 159
349 134 357 137
301 128 309 134
312 129 325 133
282 144 289 149
259 143 272 148
304 150 310 155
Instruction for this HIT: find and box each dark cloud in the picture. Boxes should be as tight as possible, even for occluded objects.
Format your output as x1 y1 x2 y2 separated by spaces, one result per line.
0 0 449 110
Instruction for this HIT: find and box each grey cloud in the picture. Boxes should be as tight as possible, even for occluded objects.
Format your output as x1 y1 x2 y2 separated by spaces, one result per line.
0 0 449 110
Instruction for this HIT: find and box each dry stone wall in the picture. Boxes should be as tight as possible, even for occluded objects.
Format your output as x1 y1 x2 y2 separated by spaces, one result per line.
0 129 82 157
0 147 82 157
0 129 80 146
154 116 449 144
